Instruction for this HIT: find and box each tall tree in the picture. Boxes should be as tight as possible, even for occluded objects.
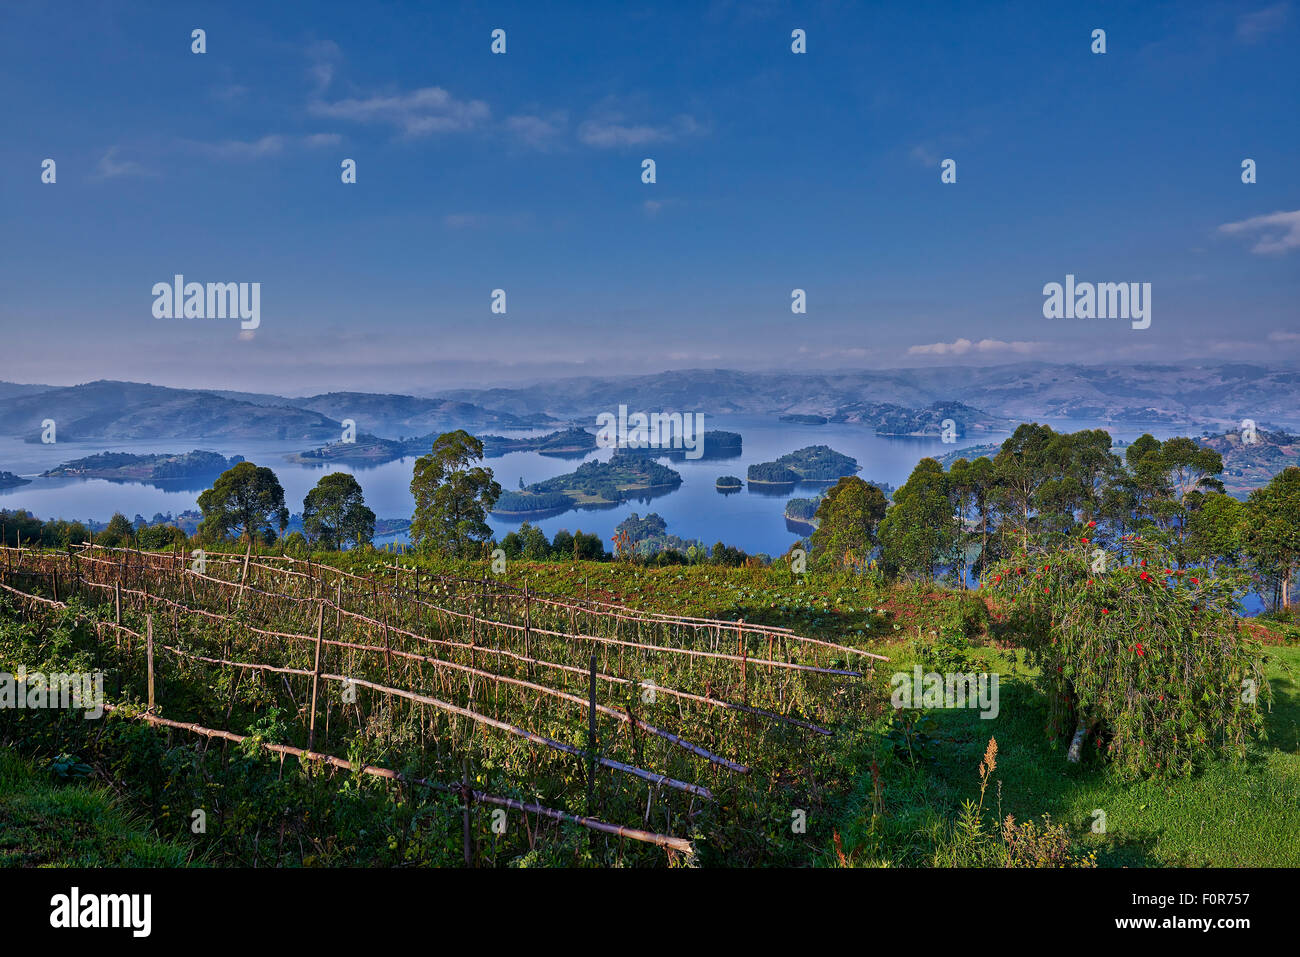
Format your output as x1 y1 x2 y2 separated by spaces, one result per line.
1120 435 1224 565
302 472 375 549
878 458 956 581
197 461 289 544
992 423 1059 551
809 476 888 571
1243 466 1300 610
99 512 135 548
1186 492 1247 572
409 431 501 557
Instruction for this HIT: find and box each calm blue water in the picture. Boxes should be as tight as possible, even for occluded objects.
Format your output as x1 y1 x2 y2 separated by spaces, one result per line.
0 416 1181 559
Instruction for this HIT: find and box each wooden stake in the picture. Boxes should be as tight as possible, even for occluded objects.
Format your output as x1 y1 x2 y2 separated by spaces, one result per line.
146 613 155 712
587 653 597 815
462 758 474 867
308 602 324 751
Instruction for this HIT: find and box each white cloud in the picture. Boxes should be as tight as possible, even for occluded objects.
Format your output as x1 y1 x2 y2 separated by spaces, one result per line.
186 135 287 159
505 112 567 149
92 147 150 180
1267 330 1300 342
578 112 704 148
306 39 342 93
906 338 1043 357
179 134 341 161
1237 2 1289 42
909 145 939 167
1218 209 1300 254
310 87 489 136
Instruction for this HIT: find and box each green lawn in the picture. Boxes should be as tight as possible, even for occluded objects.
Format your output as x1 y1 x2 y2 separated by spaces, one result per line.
834 642 1300 867
0 748 195 867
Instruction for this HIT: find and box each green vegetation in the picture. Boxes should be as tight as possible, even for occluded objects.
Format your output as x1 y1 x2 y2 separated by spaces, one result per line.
302 472 376 550
715 475 742 490
494 451 681 514
0 748 193 866
42 449 241 482
614 512 705 559
197 461 289 544
480 428 597 456
409 430 501 557
746 462 798 484
748 445 859 483
497 522 606 561
0 419 1297 868
810 477 888 571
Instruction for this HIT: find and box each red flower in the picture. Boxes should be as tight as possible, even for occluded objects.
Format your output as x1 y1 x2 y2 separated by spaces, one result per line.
1102 608 1110 615
1088 520 1097 528
1136 642 1145 656
1087 579 1094 585
1140 571 1150 581
1140 559 1147 567
1190 577 1199 584
1081 537 1090 544
1043 587 1050 594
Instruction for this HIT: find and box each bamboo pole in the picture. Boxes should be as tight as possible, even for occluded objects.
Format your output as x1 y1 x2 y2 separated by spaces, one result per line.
100 704 692 853
146 613 155 712
308 602 324 751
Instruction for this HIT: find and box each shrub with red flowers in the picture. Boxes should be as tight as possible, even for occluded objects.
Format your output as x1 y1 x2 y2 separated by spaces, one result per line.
984 536 1269 778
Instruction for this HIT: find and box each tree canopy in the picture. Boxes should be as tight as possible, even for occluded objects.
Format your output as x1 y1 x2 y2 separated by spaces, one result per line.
409 431 501 557
197 461 289 544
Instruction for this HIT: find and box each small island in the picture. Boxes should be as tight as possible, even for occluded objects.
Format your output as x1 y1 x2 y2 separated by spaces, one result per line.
42 450 243 482
616 430 743 461
935 443 1001 469
491 452 682 516
290 427 599 466
614 512 704 557
480 428 597 458
715 475 743 491
0 470 31 490
747 445 859 485
784 495 823 533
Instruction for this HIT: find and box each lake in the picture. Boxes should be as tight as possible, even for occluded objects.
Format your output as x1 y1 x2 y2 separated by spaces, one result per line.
0 415 1184 558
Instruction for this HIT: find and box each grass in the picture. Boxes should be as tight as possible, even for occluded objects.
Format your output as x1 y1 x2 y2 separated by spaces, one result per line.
0 747 195 867
831 642 1300 867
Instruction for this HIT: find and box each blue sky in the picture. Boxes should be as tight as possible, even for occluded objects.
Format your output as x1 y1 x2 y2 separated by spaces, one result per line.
2 0 1298 394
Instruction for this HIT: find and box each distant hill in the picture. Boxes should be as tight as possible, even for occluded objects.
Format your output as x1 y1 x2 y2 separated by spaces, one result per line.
0 382 57 401
292 392 557 435
1197 430 1300 497
433 363 1300 433
0 380 559 445
0 381 343 443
